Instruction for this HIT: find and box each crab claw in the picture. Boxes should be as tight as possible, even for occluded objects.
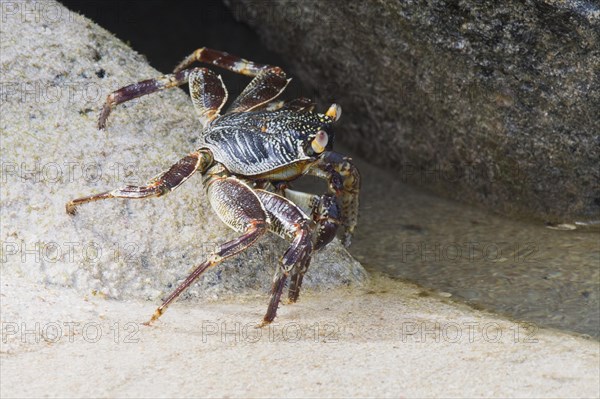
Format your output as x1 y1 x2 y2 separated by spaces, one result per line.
314 152 360 247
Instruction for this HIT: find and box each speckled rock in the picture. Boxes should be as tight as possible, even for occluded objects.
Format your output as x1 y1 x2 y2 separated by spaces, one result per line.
226 0 600 223
0 1 367 301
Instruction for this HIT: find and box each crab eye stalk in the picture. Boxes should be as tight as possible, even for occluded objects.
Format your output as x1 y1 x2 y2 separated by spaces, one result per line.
311 130 329 154
325 103 341 122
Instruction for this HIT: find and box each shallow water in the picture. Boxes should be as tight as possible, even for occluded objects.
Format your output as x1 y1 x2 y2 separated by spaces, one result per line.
328 149 599 338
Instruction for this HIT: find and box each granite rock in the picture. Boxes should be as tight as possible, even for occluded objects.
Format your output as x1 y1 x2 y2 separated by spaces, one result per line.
226 0 600 223
0 0 367 301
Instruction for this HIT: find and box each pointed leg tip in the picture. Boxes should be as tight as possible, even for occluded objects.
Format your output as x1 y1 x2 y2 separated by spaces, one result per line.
142 309 163 327
256 319 272 329
285 293 300 304
142 317 158 327
65 202 77 216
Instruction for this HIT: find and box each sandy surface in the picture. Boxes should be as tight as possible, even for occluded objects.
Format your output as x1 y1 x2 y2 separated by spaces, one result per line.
2 273 598 398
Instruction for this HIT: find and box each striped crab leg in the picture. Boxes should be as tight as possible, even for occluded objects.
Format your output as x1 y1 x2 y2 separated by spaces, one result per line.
65 151 213 215
97 67 228 129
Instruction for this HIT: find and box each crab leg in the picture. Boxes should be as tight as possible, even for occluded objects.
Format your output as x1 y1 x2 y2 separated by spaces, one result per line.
254 189 314 323
188 68 228 127
144 220 267 325
174 47 274 76
255 182 341 248
145 175 269 325
227 68 290 113
65 151 211 215
283 190 341 251
174 47 293 114
280 97 316 112
98 69 189 129
262 266 289 326
279 190 341 303
287 257 311 304
98 67 228 129
257 185 343 303
260 98 315 113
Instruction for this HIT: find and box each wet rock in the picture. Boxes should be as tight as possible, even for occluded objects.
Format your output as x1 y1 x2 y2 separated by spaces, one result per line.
226 0 600 223
0 1 367 300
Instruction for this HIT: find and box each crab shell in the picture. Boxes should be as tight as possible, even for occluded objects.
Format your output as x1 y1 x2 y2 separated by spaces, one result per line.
200 109 335 178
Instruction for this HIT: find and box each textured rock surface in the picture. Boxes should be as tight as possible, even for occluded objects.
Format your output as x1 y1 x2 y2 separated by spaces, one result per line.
0 1 367 301
226 0 600 223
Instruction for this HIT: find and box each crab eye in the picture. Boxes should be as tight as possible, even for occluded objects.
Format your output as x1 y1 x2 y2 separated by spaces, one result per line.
311 130 329 154
325 103 341 122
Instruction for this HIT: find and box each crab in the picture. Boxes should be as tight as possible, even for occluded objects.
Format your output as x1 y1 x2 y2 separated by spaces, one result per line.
66 48 360 326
